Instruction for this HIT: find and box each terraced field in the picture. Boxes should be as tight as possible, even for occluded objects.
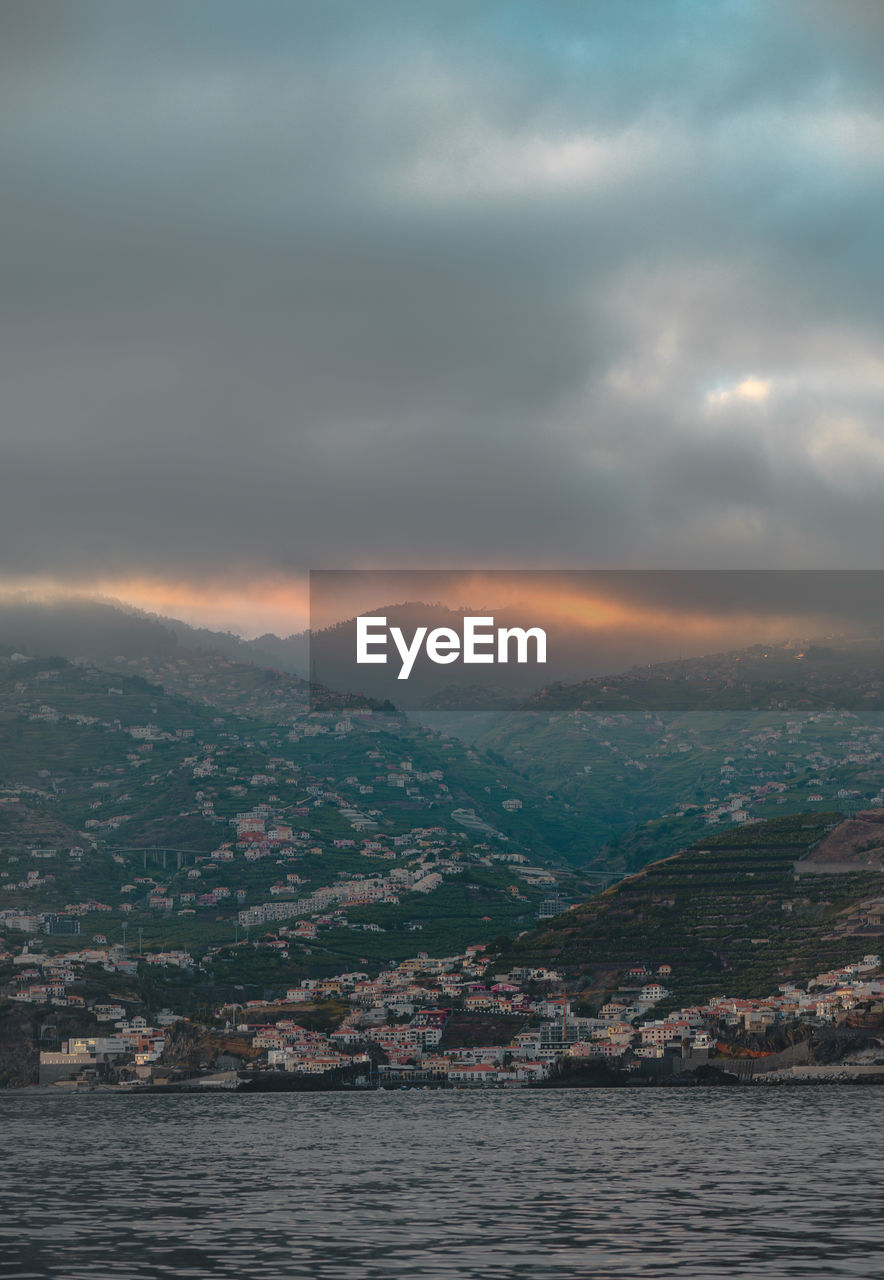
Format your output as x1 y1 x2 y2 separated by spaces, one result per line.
502 814 884 1005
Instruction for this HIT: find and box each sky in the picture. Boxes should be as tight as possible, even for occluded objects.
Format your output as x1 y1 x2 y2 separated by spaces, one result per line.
1 0 883 636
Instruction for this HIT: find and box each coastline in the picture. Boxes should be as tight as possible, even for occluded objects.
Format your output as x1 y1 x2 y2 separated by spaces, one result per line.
27 1062 884 1094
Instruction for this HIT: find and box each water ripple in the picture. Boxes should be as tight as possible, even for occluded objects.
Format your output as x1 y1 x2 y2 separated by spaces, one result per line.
0 1089 882 1279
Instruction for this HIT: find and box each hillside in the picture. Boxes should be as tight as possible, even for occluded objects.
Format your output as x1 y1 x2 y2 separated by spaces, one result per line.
0 596 308 676
479 703 884 870
0 650 597 974
515 638 884 713
802 810 884 870
9 595 884 894
497 814 884 1007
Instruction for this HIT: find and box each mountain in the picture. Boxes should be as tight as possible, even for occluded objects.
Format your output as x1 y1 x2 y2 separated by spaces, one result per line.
2 604 883 1008
0 598 185 665
6 599 884 882
494 813 884 1008
157 616 309 676
0 597 309 675
477 635 884 871
0 647 602 980
514 636 884 713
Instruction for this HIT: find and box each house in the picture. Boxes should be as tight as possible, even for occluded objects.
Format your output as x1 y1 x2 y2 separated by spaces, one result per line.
448 1064 508 1085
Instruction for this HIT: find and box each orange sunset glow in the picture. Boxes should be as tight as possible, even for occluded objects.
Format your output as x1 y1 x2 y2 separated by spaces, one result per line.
0 569 855 659
0 574 311 639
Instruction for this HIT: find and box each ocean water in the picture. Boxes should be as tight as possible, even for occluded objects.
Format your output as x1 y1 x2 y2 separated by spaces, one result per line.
1 1088 882 1279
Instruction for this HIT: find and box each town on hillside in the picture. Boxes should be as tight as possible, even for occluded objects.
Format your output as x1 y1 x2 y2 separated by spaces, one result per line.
2 647 884 1090
5 929 882 1090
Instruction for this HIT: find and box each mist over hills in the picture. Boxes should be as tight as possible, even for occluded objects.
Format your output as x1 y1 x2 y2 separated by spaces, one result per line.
0 598 183 665
1 593 884 1004
0 597 308 677
5 595 884 883
518 636 884 714
5 594 884 711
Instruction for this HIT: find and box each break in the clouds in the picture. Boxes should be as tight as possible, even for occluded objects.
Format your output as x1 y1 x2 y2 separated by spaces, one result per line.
1 0 883 607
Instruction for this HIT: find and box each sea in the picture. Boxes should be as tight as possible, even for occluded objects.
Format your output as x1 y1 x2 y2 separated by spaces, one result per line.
1 1087 882 1280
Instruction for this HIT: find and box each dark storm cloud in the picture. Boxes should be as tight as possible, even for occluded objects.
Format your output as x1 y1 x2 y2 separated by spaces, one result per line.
1 0 882 584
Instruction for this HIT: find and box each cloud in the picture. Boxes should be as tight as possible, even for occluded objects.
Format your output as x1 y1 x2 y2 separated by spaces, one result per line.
707 377 771 405
0 0 882 626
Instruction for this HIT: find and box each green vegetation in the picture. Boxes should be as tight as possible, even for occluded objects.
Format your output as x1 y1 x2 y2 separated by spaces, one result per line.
480 705 884 869
5 632 884 998
500 814 884 1005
